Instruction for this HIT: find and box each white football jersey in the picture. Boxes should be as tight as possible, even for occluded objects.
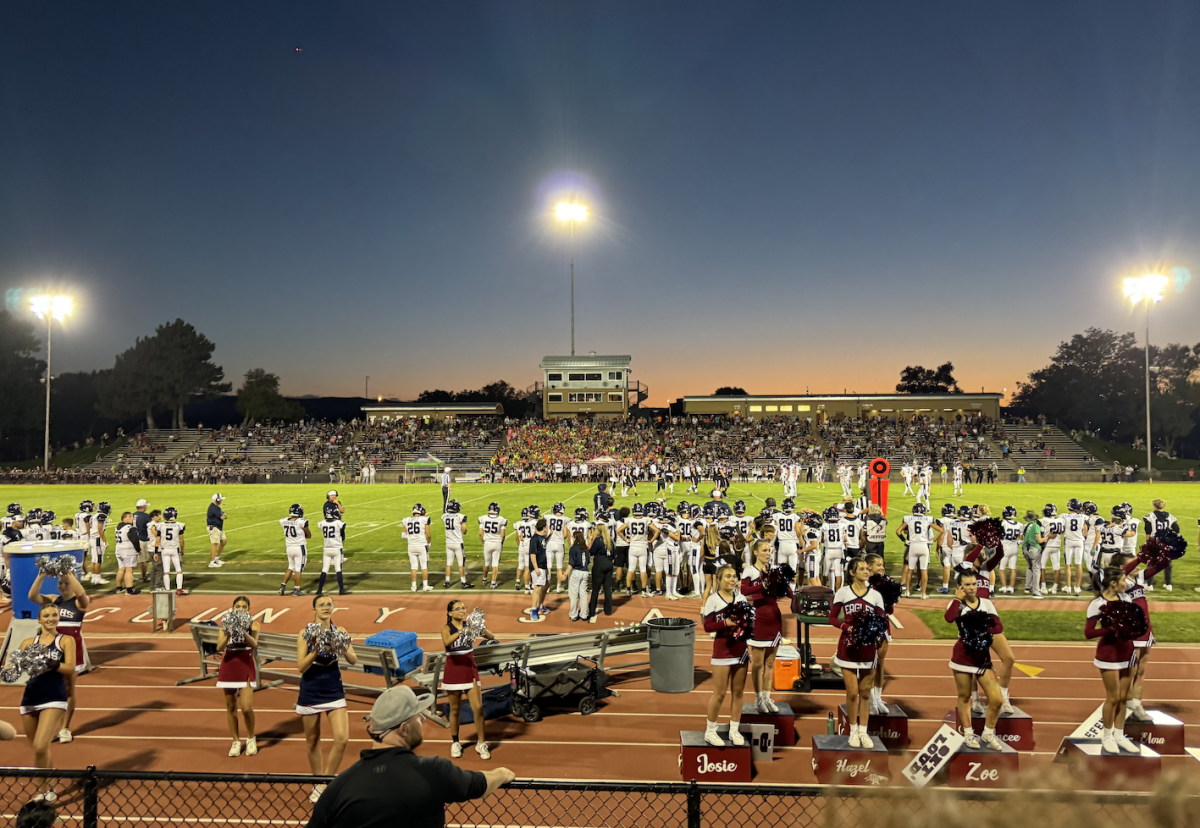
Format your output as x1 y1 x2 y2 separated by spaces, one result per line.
318 519 345 551
821 520 848 551
479 514 507 542
1062 513 1088 543
566 519 592 543
774 512 801 543
513 519 535 551
545 513 568 544
903 515 931 545
843 516 864 549
158 520 186 551
280 517 308 548
623 516 654 550
402 515 429 549
442 513 467 545
1000 519 1023 550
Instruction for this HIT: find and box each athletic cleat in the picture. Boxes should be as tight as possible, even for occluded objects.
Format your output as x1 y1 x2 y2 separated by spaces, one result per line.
444 581 452 589
937 586 949 594
462 582 476 590
95 577 110 584
292 588 303 597
421 585 435 593
1049 584 1058 595
278 585 286 595
1164 585 1173 592
338 589 353 595
209 561 222 568
128 588 141 595
176 589 190 596
450 741 463 758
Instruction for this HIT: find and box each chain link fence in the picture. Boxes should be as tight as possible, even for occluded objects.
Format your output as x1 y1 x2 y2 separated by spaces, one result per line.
0 768 1192 828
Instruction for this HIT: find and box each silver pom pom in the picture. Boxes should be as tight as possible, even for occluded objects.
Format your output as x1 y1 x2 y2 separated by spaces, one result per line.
457 608 486 647
221 609 252 643
302 622 322 648
319 627 351 656
1 642 53 683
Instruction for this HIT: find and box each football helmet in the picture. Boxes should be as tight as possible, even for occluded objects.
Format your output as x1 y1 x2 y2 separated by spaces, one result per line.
701 503 716 519
26 508 42 524
528 504 541 518
1082 501 1098 516
1111 505 1124 519
804 513 823 528
520 507 530 520
733 500 747 515
323 501 341 521
574 507 588 521
97 501 111 515
782 498 795 512
6 503 20 516
487 502 500 515
164 507 178 521
718 525 737 542
412 504 426 516
1067 498 1082 513
676 500 690 514
912 503 928 515
1120 502 1133 518
1043 503 1057 518
42 510 56 524
690 505 702 519
447 500 461 514
289 504 305 518
1002 505 1017 520
552 502 565 515
78 500 94 513
941 504 956 517
823 506 840 521
631 503 644 516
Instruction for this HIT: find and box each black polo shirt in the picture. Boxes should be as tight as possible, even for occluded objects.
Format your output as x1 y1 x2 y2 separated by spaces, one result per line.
307 745 485 828
133 510 152 542
530 533 548 570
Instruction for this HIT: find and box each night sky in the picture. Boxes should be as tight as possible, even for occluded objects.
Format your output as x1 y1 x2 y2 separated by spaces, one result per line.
2 1 1198 405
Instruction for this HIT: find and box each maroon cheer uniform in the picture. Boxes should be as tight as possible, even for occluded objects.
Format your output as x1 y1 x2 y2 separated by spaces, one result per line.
702 592 750 666
1122 561 1154 651
1085 594 1137 670
963 545 1002 599
945 597 1002 674
741 565 790 649
441 622 481 691
830 585 886 670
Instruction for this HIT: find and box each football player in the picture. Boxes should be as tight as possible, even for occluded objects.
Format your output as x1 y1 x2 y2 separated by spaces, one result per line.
1061 498 1089 596
820 507 849 590
1039 504 1064 595
619 503 657 597
513 507 535 594
898 503 935 599
401 504 433 593
279 504 310 597
478 502 507 590
441 500 471 590
157 507 188 595
997 506 1023 594
316 507 350 596
545 503 569 594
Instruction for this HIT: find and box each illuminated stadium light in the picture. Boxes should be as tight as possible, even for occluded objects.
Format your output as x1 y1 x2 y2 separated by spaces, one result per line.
555 202 588 222
29 294 73 472
1122 273 1167 305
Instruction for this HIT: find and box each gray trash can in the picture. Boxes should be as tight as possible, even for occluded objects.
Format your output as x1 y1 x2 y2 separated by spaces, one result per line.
646 617 696 694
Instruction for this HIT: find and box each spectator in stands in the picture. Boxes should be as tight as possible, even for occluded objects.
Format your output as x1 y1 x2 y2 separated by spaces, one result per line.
307 685 514 828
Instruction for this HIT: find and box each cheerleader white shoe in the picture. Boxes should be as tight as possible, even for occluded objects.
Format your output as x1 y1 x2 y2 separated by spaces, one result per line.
704 730 725 747
1000 699 1015 715
858 731 875 749
962 732 980 749
727 727 746 747
475 742 491 760
450 741 463 758
755 697 772 714
1114 733 1140 753
57 728 73 743
763 696 779 713
228 740 242 757
1101 734 1119 754
980 732 1004 751
245 737 258 756
847 729 863 748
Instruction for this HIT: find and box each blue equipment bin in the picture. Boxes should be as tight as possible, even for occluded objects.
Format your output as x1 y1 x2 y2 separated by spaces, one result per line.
363 630 422 676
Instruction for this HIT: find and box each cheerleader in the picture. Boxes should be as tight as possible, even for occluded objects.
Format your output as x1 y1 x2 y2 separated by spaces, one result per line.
297 594 357 800
217 596 261 757
19 603 76 789
701 564 751 747
830 557 887 748
698 525 721 606
442 599 498 759
962 544 1016 714
945 571 1004 749
864 553 893 715
742 540 790 713
1112 554 1154 722
28 566 89 743
1084 565 1142 753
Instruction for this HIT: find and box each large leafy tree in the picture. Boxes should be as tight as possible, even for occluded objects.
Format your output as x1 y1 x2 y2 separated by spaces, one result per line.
0 309 46 459
236 368 304 424
95 319 230 429
715 386 748 395
417 380 526 417
896 362 961 394
1011 328 1199 452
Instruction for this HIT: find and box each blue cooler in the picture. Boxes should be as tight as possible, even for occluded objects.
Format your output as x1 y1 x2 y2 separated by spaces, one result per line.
364 630 423 677
8 543 89 620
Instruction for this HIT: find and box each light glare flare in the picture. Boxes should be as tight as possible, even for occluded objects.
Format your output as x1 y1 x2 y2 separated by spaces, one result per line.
556 202 588 222
1122 274 1168 305
30 294 73 322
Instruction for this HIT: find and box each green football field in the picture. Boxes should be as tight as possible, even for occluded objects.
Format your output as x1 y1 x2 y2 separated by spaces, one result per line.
2 480 1197 599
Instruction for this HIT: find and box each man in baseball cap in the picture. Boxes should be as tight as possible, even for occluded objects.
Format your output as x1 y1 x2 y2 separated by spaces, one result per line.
207 494 227 568
308 685 515 827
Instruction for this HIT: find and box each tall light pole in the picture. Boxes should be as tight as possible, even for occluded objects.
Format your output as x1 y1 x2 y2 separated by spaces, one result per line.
1122 273 1168 479
30 295 72 472
556 202 587 356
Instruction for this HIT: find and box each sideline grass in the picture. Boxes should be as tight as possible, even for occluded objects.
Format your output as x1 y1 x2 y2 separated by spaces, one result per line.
913 608 1200 643
0 481 1196 598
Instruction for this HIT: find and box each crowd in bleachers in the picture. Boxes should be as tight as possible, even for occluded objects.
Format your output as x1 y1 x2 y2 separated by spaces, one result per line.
822 414 1002 465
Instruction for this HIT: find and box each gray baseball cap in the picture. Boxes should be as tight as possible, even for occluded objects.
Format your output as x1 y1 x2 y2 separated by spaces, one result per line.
365 685 434 733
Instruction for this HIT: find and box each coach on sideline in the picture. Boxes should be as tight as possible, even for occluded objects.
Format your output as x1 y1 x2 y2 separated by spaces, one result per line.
441 468 452 511
307 685 514 828
207 494 227 569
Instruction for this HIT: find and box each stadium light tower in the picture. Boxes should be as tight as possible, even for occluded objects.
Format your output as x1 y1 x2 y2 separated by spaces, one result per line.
556 202 587 356
1122 273 1168 479
30 294 72 472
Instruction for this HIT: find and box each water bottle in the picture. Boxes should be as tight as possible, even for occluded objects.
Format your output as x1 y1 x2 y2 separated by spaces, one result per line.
826 712 835 735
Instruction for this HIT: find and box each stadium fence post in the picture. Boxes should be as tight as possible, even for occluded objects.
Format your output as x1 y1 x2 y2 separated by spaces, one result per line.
686 780 701 828
82 765 99 828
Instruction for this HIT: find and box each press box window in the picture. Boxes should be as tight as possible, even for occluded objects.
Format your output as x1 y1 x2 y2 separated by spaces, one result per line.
547 373 563 382
608 393 622 402
748 405 762 412
547 393 562 403
608 372 622 381
568 373 585 382
584 373 602 381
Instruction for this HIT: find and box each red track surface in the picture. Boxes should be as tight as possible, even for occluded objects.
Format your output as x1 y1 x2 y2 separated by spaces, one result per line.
2 592 1198 783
